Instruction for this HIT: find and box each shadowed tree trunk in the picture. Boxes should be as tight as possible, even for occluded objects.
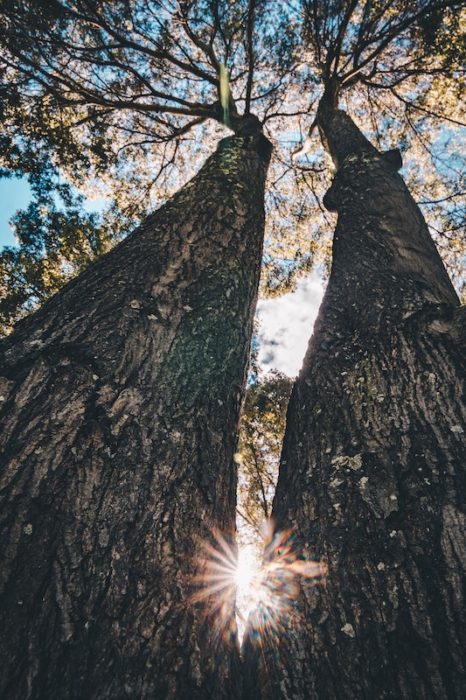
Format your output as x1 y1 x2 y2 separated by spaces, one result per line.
243 84 466 699
0 130 271 699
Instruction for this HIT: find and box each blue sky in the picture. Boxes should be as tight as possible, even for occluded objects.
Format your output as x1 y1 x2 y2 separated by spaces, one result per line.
0 177 32 248
0 176 108 251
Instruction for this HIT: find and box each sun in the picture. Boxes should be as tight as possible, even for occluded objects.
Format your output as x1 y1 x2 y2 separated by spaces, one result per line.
192 524 326 644
234 544 263 639
235 547 257 590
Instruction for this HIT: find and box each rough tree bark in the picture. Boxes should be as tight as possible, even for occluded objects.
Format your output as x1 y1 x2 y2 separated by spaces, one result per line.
0 129 271 699
243 84 466 699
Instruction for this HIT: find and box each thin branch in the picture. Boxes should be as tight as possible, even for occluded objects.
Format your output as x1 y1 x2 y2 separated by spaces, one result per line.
419 192 466 205
341 0 462 87
391 88 466 128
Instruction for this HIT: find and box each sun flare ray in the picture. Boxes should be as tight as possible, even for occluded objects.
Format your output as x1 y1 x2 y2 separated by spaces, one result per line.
192 523 327 644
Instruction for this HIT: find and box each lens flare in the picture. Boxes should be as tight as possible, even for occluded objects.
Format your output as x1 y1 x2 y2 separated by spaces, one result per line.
245 524 327 646
191 530 239 643
192 522 326 645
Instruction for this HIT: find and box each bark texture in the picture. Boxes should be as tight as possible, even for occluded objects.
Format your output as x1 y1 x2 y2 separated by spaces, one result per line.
0 132 271 699
243 99 466 699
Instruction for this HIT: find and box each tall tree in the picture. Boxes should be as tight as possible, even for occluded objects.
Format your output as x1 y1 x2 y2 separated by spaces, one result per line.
244 2 466 697
0 128 271 699
288 0 466 292
0 1 277 696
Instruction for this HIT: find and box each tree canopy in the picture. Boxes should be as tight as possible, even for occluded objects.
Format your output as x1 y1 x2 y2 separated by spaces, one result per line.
1 0 465 332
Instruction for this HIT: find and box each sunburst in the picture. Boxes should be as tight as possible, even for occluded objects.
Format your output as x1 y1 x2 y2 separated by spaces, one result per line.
192 522 326 645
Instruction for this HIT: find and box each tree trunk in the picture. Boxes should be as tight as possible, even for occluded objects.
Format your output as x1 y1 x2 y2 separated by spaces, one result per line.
0 132 271 699
243 95 466 699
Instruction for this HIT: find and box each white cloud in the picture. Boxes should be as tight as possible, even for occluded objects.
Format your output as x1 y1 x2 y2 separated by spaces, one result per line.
256 273 324 377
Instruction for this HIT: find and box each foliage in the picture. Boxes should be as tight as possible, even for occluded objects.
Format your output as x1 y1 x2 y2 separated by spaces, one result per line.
237 371 293 546
0 162 126 334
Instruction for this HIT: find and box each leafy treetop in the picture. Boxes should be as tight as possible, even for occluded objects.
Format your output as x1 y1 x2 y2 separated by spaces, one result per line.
0 0 464 332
